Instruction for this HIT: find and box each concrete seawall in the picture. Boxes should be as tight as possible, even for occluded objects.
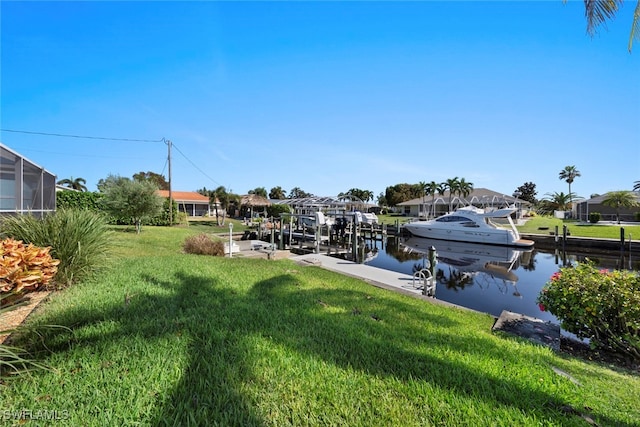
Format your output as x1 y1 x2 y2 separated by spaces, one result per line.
521 233 639 253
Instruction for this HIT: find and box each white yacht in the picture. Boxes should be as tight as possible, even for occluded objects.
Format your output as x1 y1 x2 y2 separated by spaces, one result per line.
403 206 534 247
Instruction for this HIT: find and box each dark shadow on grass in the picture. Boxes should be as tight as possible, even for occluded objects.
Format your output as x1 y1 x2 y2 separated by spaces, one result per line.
10 266 636 426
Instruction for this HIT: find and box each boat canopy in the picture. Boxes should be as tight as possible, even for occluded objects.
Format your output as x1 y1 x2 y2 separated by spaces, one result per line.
482 208 517 218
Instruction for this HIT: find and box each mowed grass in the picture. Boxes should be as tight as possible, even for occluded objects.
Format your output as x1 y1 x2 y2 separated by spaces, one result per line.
2 226 639 426
515 216 640 240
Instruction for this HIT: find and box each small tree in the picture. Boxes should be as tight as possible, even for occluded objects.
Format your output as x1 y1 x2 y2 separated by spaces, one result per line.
101 177 163 233
132 171 169 190
266 203 292 218
514 182 538 204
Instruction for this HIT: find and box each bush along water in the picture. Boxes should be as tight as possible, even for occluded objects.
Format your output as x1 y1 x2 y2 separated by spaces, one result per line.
537 260 640 361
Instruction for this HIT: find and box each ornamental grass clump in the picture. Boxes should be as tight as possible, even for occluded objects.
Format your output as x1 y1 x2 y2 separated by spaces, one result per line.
0 209 112 287
183 233 225 256
537 260 640 361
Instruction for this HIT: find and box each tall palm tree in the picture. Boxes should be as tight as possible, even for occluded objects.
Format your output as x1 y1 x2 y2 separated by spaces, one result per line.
558 166 581 210
211 186 228 226
436 182 447 217
57 177 88 192
443 177 460 213
417 181 428 218
457 178 474 205
602 191 640 224
425 181 440 219
579 0 640 52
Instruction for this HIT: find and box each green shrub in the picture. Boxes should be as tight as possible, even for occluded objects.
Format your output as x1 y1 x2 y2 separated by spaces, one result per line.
148 199 179 226
183 233 224 256
589 212 601 224
266 203 292 218
635 212 640 222
537 261 640 361
56 190 104 211
0 209 112 287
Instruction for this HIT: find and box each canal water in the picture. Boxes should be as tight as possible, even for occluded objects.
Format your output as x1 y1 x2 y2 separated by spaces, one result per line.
349 236 639 323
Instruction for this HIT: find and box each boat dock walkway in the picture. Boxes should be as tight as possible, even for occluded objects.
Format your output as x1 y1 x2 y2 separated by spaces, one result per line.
291 253 450 302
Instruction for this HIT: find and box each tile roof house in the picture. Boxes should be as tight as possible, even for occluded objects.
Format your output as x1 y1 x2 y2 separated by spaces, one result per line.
156 190 214 217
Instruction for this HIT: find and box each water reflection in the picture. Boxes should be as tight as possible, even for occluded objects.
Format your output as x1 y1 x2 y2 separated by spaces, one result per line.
356 235 639 320
399 237 528 293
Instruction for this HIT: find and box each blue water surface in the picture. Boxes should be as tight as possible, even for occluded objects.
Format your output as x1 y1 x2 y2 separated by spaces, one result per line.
356 236 639 323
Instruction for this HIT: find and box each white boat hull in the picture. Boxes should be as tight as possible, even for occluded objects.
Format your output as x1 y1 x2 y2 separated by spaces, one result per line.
403 207 534 248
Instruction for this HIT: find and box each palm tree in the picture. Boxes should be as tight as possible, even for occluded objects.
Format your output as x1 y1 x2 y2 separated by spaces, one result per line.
443 177 460 213
436 182 447 217
602 191 640 224
457 178 474 204
248 187 268 198
269 186 286 200
425 181 440 219
558 166 581 210
57 177 88 192
538 191 576 215
211 186 229 226
417 181 428 218
579 0 640 52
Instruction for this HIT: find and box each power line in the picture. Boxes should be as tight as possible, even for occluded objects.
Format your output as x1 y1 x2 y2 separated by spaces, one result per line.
172 142 222 187
1 128 164 143
2 127 224 188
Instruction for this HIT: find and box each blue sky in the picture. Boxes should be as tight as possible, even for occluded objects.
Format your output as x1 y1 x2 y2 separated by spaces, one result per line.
1 1 638 201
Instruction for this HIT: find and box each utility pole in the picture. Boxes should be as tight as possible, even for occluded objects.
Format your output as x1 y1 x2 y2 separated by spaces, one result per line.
167 139 173 225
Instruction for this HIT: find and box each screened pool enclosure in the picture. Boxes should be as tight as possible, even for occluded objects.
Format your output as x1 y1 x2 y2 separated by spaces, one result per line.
0 143 56 217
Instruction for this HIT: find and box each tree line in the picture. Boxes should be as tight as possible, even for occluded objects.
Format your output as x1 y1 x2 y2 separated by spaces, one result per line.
57 165 639 224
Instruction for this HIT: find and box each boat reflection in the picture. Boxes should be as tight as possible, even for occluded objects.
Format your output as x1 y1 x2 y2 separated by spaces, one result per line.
397 237 533 293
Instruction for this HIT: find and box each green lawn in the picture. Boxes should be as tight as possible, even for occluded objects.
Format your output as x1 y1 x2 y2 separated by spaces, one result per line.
515 216 640 240
2 226 639 426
